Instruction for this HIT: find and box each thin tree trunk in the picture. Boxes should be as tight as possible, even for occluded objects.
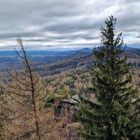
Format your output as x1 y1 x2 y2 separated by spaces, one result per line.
19 39 41 140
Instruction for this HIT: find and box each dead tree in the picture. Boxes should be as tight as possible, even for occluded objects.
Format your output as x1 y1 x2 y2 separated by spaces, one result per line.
17 39 41 140
0 39 47 140
0 39 68 140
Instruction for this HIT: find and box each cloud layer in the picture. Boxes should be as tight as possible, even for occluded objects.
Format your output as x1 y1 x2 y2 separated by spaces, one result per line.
0 0 140 50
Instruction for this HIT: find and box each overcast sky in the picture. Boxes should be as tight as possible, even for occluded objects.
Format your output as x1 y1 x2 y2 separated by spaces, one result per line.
0 0 140 50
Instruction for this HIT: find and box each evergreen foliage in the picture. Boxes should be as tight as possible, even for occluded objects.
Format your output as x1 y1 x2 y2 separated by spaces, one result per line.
44 85 70 108
78 16 140 140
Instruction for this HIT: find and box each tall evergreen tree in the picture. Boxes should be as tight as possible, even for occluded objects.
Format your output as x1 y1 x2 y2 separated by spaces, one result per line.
78 16 140 140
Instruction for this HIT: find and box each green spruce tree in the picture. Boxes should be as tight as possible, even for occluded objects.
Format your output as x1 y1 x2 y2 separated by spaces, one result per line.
78 16 140 140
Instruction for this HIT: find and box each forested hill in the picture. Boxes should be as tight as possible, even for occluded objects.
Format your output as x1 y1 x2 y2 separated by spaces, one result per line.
0 47 140 74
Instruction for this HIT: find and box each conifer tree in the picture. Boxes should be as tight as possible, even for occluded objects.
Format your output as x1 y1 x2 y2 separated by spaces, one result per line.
78 16 140 140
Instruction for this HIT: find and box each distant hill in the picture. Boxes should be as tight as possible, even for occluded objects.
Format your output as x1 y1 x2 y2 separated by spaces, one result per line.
0 48 92 57
42 47 140 75
125 47 140 58
0 47 140 74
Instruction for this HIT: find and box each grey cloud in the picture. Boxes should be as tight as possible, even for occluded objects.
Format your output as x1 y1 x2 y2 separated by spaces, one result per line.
0 31 40 39
42 16 102 34
0 0 139 50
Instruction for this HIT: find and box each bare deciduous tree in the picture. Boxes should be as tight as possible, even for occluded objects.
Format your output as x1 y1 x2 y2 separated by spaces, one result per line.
0 39 49 140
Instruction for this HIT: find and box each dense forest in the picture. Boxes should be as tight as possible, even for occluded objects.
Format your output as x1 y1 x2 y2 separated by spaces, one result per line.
0 16 139 140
